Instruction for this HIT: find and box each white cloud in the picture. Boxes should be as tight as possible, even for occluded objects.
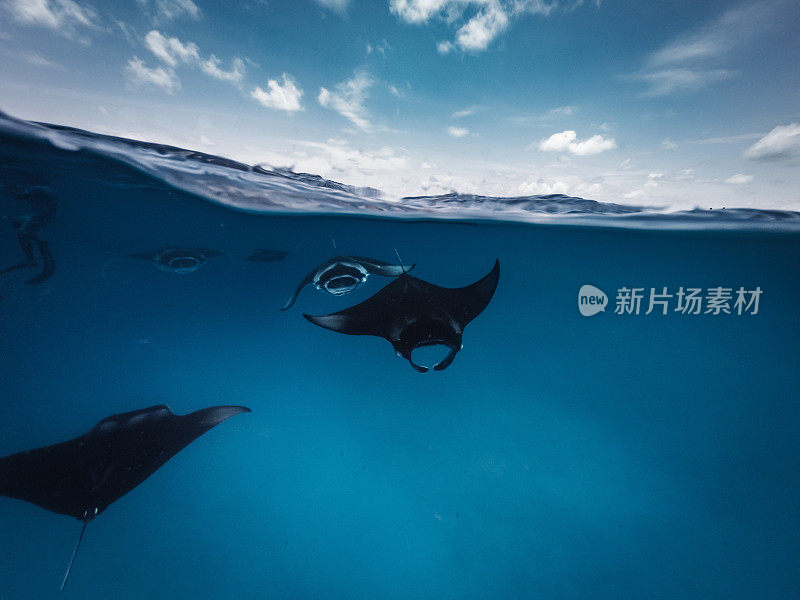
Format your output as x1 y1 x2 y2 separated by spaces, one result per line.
251 74 303 111
447 125 469 137
315 0 350 11
200 55 245 86
629 68 735 97
518 179 570 195
661 138 678 150
389 0 452 24
140 31 244 89
454 3 509 51
452 107 476 118
744 123 800 161
629 2 780 97
693 133 763 145
125 56 179 94
437 40 455 54
137 0 200 23
366 39 391 55
725 174 754 184
548 105 577 116
391 0 559 53
20 51 64 69
648 1 779 67
144 30 199 66
318 71 373 131
2 0 97 38
258 140 407 187
644 172 664 188
536 130 616 156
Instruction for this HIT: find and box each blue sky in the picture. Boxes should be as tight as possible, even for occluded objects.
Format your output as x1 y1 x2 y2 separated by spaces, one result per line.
0 0 799 209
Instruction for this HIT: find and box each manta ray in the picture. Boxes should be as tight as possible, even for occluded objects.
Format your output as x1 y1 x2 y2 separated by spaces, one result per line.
0 404 250 590
128 247 224 274
0 187 57 285
280 255 415 311
304 260 500 372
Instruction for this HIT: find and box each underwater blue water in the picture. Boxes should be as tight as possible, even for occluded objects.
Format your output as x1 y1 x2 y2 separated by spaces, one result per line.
1 113 799 599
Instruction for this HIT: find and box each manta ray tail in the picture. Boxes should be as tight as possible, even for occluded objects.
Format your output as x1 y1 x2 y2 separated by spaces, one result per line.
60 519 88 592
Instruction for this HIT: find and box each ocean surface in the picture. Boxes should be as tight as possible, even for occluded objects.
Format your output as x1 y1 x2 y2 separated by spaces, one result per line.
0 111 799 599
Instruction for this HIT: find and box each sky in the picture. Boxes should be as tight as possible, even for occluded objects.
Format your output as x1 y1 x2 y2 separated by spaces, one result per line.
0 0 799 209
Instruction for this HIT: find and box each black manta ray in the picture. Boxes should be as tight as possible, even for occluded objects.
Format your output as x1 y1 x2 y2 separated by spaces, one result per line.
304 260 500 372
280 255 415 311
0 404 250 590
128 247 224 274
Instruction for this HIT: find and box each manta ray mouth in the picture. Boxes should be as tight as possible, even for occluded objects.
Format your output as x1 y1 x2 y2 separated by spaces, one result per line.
167 256 201 272
323 275 361 295
409 340 459 373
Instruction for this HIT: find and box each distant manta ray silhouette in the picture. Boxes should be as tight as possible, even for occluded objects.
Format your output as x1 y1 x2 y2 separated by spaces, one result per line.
128 247 225 274
0 187 57 286
304 260 500 372
101 247 225 279
281 255 415 311
0 404 250 590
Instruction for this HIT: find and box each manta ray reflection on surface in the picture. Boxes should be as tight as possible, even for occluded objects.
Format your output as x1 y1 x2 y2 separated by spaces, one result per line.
0 404 250 590
281 255 415 311
128 246 224 274
304 260 500 372
0 187 57 286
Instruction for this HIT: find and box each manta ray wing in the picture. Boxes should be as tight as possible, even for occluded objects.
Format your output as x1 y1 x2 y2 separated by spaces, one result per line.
345 256 415 277
301 275 412 338
280 269 317 311
0 404 250 519
420 260 500 327
0 404 249 590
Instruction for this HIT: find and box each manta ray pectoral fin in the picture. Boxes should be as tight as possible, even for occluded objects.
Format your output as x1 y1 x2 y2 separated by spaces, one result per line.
281 271 316 311
442 259 500 326
0 261 37 275
25 237 55 285
0 404 251 590
347 256 415 277
302 313 351 333
189 405 251 428
369 263 415 277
